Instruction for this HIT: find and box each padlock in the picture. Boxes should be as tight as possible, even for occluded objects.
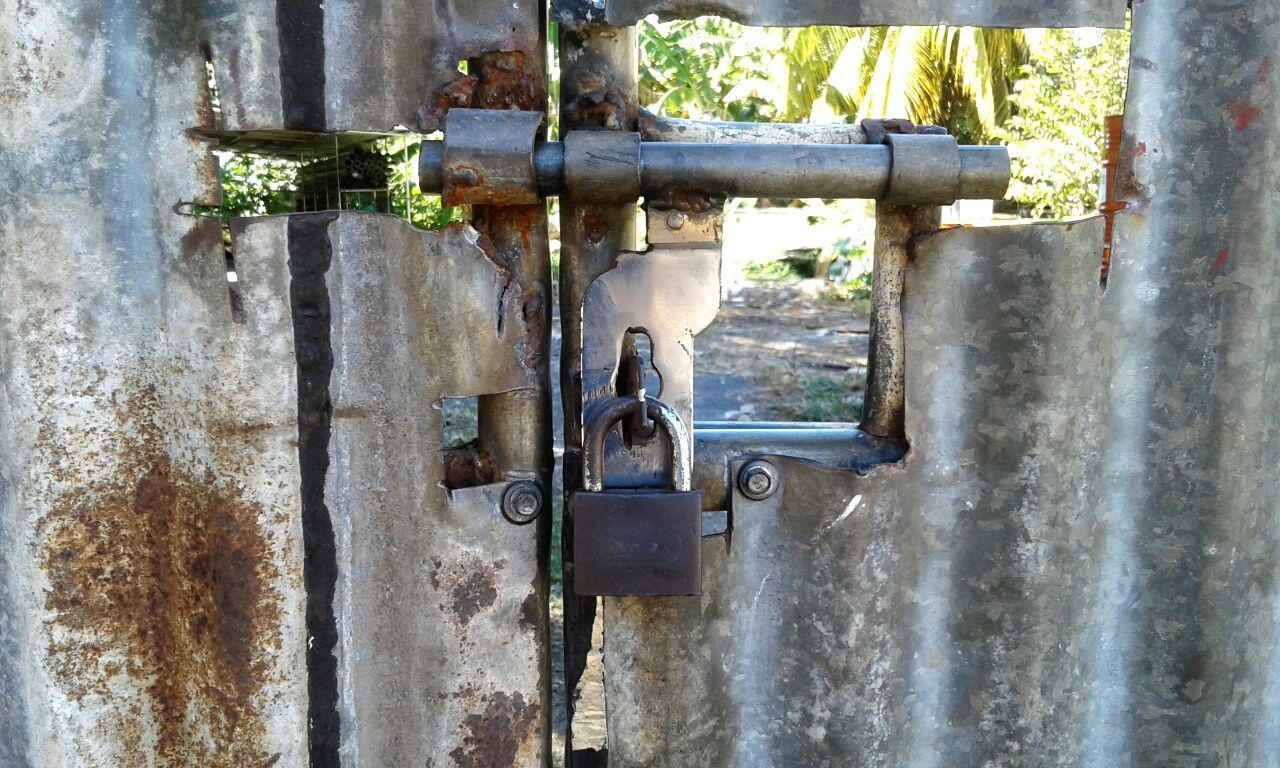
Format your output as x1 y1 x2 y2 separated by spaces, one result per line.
573 395 702 596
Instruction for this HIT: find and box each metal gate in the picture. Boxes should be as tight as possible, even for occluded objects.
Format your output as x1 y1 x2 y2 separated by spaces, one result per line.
2 0 1278 767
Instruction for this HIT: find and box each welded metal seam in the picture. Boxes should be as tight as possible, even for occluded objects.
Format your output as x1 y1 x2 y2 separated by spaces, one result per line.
288 212 342 768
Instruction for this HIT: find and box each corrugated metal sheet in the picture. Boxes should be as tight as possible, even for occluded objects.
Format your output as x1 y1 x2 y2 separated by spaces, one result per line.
594 0 1126 29
203 0 545 132
233 214 550 765
0 3 308 765
1 1 552 765
597 0 1280 764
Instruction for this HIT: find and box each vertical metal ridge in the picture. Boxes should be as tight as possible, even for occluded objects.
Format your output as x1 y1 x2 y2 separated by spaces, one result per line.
288 212 342 767
861 203 940 439
276 0 326 131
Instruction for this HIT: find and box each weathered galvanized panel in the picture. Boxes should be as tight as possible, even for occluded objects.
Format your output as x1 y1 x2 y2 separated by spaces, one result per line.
594 0 1126 29
0 3 308 765
204 0 545 132
603 219 1114 766
234 214 550 766
598 0 1280 763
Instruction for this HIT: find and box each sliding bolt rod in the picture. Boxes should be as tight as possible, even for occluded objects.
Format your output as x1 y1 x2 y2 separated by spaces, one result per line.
418 136 1009 204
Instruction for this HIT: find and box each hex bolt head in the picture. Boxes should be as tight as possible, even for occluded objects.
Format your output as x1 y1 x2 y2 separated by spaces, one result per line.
666 211 688 230
738 459 780 501
502 481 545 525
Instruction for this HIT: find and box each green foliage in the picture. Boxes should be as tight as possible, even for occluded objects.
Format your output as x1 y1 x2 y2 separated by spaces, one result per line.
784 26 1027 142
997 28 1130 218
639 19 786 121
215 152 299 218
212 137 460 230
743 259 800 283
374 136 463 230
640 20 1026 143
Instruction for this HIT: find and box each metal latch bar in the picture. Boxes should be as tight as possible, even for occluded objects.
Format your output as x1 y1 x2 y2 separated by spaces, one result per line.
419 109 1009 206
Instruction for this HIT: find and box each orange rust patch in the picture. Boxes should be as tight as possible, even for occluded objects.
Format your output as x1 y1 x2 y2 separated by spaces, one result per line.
423 50 545 130
470 51 545 113
38 386 282 765
447 691 540 768
431 553 501 627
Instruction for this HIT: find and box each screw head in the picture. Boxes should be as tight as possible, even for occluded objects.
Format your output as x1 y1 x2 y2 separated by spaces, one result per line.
666 211 688 230
502 481 544 525
738 460 779 501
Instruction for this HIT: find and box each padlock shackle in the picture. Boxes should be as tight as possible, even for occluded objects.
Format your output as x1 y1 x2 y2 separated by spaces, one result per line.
582 396 691 493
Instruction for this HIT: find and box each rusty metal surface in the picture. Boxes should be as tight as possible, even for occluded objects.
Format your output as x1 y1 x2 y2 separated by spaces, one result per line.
203 0 543 132
861 203 940 438
602 219 1108 765
557 22 641 764
0 3 308 765
592 0 1125 28
443 109 544 206
234 214 550 766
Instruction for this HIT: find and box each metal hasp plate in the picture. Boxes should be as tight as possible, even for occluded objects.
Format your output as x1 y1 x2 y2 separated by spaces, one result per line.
588 0 1127 27
581 248 721 488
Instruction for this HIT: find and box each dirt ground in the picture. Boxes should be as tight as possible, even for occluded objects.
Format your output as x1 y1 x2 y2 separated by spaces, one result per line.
549 281 871 762
695 283 870 422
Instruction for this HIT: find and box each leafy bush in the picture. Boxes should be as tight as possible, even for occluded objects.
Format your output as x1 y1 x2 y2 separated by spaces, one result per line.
216 152 299 218
998 28 1129 218
743 259 800 283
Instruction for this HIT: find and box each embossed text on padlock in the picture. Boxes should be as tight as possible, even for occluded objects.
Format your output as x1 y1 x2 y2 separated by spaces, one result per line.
573 396 702 597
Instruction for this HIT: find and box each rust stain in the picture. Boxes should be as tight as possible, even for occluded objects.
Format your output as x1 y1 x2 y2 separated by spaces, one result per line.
647 187 721 213
470 51 544 112
1260 58 1271 84
1227 101 1260 131
470 205 547 370
423 50 544 130
563 69 638 132
582 212 609 245
1211 248 1231 273
443 441 498 490
518 592 540 632
38 385 281 765
431 553 500 627
1113 132 1151 213
447 691 540 768
179 215 223 260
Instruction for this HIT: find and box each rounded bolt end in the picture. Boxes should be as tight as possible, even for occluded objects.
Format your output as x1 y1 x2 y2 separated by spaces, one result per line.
502 481 544 525
738 459 779 501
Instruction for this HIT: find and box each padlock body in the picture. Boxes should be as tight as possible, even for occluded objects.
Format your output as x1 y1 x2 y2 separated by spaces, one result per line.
572 489 703 596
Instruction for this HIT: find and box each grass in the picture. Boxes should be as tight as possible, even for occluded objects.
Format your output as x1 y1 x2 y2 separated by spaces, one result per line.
769 372 865 422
